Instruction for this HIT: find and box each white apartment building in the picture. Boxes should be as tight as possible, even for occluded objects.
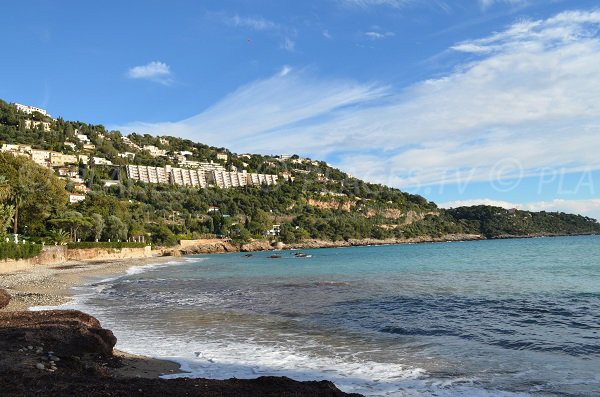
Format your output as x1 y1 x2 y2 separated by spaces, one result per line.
69 194 86 203
125 164 278 189
170 168 208 188
216 152 228 161
119 152 136 159
93 157 113 166
13 103 50 117
76 133 90 142
30 150 52 167
143 145 167 157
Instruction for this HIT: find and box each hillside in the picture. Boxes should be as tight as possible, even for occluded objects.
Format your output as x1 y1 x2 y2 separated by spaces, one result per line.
1 99 598 246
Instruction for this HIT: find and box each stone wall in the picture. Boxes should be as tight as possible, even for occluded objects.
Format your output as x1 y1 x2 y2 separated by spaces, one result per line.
0 245 152 273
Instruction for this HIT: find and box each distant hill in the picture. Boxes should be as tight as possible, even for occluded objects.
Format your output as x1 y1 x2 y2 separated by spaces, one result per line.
1 98 598 246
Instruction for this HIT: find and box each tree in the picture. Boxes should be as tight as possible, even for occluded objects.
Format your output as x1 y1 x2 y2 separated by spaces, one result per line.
47 228 70 245
104 215 127 241
0 204 15 239
0 176 11 203
49 211 91 242
90 213 104 241
0 154 68 235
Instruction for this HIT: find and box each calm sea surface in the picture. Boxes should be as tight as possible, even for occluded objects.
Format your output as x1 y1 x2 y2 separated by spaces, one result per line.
62 236 600 396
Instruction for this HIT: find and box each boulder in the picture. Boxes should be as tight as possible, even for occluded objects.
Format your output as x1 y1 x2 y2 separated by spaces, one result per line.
0 310 116 356
0 289 10 309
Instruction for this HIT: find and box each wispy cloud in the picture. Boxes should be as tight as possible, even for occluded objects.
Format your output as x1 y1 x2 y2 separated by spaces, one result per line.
364 31 395 39
116 10 600 196
440 198 600 220
478 0 529 11
113 68 387 149
340 0 415 8
323 30 333 39
223 13 297 52
228 15 279 31
126 61 173 85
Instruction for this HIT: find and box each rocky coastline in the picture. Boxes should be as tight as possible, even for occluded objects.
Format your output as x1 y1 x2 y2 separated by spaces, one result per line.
0 258 361 397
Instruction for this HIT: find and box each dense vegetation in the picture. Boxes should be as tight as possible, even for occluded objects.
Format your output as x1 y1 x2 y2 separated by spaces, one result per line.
0 242 42 260
1 98 598 247
446 206 600 238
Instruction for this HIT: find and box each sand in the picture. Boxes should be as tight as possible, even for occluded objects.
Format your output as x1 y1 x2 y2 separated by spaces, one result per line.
0 256 186 379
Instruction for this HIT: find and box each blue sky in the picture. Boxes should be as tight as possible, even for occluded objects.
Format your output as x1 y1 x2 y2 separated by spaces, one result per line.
2 0 600 218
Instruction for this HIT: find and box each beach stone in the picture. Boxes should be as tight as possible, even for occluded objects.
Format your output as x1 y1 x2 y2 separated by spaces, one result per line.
0 310 117 356
35 363 45 370
0 289 10 309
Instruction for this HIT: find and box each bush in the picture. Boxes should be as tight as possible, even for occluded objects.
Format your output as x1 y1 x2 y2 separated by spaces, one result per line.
0 242 42 260
66 242 147 250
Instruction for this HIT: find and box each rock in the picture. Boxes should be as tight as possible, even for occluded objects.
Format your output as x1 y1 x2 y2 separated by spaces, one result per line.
0 289 10 309
36 363 45 370
0 310 117 356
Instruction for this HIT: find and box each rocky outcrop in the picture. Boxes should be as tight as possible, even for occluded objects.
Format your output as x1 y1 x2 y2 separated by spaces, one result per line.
0 310 116 356
164 239 239 256
285 234 482 250
241 240 275 252
0 289 10 309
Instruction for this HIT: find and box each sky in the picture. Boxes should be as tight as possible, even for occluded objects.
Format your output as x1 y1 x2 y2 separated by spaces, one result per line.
2 0 600 219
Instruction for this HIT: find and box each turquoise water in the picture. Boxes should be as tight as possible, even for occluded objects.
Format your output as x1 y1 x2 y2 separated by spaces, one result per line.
64 236 600 396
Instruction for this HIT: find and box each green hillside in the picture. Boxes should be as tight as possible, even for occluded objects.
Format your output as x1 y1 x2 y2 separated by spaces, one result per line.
1 99 598 246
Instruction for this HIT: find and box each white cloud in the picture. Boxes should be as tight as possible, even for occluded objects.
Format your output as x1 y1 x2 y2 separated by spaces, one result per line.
478 0 529 11
365 31 395 39
127 61 173 85
440 198 600 220
113 68 387 150
323 30 333 39
279 65 292 77
228 15 279 31
116 10 600 195
340 0 415 8
225 14 297 52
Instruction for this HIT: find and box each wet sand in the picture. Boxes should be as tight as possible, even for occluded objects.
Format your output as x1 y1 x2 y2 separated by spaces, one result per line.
0 256 185 379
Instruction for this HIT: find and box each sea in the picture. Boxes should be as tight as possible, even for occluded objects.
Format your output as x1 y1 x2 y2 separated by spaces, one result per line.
49 236 600 396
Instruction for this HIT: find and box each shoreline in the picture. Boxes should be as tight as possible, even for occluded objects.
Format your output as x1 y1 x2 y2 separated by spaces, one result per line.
0 256 187 379
0 255 361 396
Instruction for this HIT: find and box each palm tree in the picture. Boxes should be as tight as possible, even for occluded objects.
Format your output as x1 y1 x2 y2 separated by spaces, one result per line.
0 176 10 203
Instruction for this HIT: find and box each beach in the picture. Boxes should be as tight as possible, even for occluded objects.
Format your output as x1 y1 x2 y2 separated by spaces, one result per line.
0 256 186 377
0 256 357 396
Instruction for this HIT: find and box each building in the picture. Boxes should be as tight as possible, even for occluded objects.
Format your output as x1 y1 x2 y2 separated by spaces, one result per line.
13 103 50 117
125 164 278 189
92 157 113 166
122 137 142 151
119 152 136 159
73 183 89 193
126 165 169 184
23 120 51 131
50 152 78 167
69 194 85 203
78 154 89 164
64 141 77 150
208 171 247 188
266 224 281 236
170 168 207 188
82 143 96 151
143 145 167 157
30 150 52 167
76 133 90 143
216 152 228 161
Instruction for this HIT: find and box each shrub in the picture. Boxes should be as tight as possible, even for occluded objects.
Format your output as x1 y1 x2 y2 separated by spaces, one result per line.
0 242 42 260
66 242 147 250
